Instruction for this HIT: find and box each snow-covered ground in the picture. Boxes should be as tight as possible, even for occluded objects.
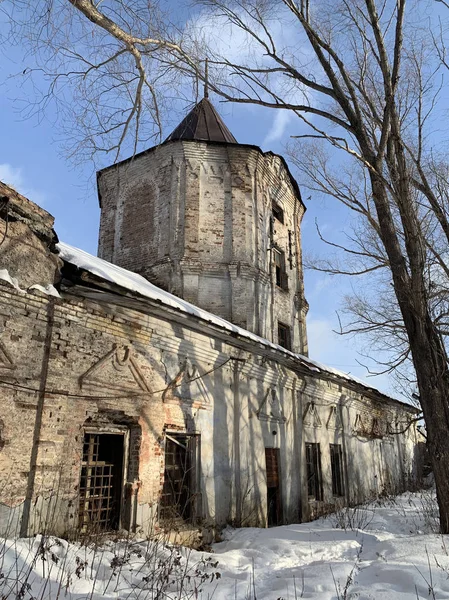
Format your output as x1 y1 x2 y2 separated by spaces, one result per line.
1 490 448 600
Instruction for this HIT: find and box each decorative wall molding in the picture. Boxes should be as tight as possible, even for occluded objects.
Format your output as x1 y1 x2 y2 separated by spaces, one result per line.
162 356 211 408
257 387 286 423
353 413 385 439
303 401 322 428
79 344 151 394
326 405 342 430
0 339 16 370
353 413 365 435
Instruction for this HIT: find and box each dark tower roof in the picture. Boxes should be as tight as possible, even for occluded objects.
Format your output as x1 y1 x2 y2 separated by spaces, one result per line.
164 98 237 144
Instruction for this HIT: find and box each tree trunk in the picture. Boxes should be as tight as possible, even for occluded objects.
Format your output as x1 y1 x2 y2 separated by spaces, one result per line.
368 169 449 532
426 412 449 533
395 296 449 532
407 317 449 532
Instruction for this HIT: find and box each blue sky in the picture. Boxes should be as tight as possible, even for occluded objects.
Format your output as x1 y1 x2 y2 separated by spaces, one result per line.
0 14 397 398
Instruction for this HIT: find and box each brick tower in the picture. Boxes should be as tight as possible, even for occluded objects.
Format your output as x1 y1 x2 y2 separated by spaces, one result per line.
97 98 308 354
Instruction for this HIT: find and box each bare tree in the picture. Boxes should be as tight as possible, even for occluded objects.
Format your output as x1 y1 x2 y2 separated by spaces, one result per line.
2 0 201 163
4 0 449 530
195 0 449 531
289 143 446 402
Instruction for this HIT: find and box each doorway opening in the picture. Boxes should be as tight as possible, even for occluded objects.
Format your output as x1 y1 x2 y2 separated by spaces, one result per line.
160 433 200 524
79 431 126 532
265 448 282 526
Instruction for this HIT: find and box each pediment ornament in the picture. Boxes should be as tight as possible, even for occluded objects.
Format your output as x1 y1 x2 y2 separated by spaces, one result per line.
353 413 364 434
257 387 286 423
303 401 322 428
326 405 342 430
79 344 151 394
163 357 210 407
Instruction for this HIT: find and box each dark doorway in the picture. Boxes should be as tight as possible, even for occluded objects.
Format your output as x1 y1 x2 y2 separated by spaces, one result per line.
79 432 125 532
265 448 282 526
160 434 199 524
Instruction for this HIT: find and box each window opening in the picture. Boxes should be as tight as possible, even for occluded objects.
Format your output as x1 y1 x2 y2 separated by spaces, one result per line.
288 230 294 269
79 432 125 532
278 322 291 351
273 249 288 290
272 201 284 224
305 442 323 501
265 448 282 526
160 433 200 524
330 444 345 497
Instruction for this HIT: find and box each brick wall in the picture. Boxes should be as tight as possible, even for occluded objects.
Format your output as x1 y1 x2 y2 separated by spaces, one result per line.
0 274 419 536
97 141 308 353
0 181 419 537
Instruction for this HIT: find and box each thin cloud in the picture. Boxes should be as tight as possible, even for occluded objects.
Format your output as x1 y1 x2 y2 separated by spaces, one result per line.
0 163 24 190
311 275 334 296
0 163 47 207
185 10 310 104
263 110 292 147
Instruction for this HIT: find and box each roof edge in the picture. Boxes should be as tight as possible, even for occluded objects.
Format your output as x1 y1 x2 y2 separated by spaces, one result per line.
58 241 416 413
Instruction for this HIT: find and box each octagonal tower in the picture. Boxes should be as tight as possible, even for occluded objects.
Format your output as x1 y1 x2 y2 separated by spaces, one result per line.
97 98 308 354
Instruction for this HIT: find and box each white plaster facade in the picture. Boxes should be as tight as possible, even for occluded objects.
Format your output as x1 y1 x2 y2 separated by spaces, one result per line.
0 100 421 540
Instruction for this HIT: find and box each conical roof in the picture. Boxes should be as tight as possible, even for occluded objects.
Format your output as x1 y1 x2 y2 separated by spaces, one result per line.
165 98 237 144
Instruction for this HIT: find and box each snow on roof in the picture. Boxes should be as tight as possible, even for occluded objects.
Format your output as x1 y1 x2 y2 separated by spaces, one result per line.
0 268 60 297
57 241 407 403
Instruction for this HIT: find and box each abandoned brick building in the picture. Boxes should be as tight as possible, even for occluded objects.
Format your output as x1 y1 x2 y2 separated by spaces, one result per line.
0 98 419 539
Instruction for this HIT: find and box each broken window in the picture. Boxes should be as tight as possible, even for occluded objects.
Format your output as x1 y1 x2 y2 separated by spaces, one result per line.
160 433 200 524
273 249 288 290
278 322 291 350
305 442 323 501
265 448 282 526
79 431 126 532
272 201 284 224
330 444 345 497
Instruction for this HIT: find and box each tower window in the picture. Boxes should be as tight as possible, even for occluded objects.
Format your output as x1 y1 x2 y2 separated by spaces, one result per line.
273 249 288 290
278 322 291 350
272 201 284 224
305 442 323 501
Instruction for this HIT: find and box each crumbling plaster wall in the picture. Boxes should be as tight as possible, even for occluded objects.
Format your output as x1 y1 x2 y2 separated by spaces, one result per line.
0 184 60 290
0 274 418 537
0 183 418 536
0 282 51 535
97 141 307 354
299 379 417 521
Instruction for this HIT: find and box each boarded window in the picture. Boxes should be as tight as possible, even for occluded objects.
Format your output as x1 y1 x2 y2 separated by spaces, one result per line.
79 431 125 532
330 444 345 497
160 434 200 523
278 322 291 351
273 249 288 290
305 442 323 501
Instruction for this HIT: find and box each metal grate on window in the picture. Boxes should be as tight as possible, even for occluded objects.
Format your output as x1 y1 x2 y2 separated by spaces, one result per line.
160 434 200 524
78 432 124 532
